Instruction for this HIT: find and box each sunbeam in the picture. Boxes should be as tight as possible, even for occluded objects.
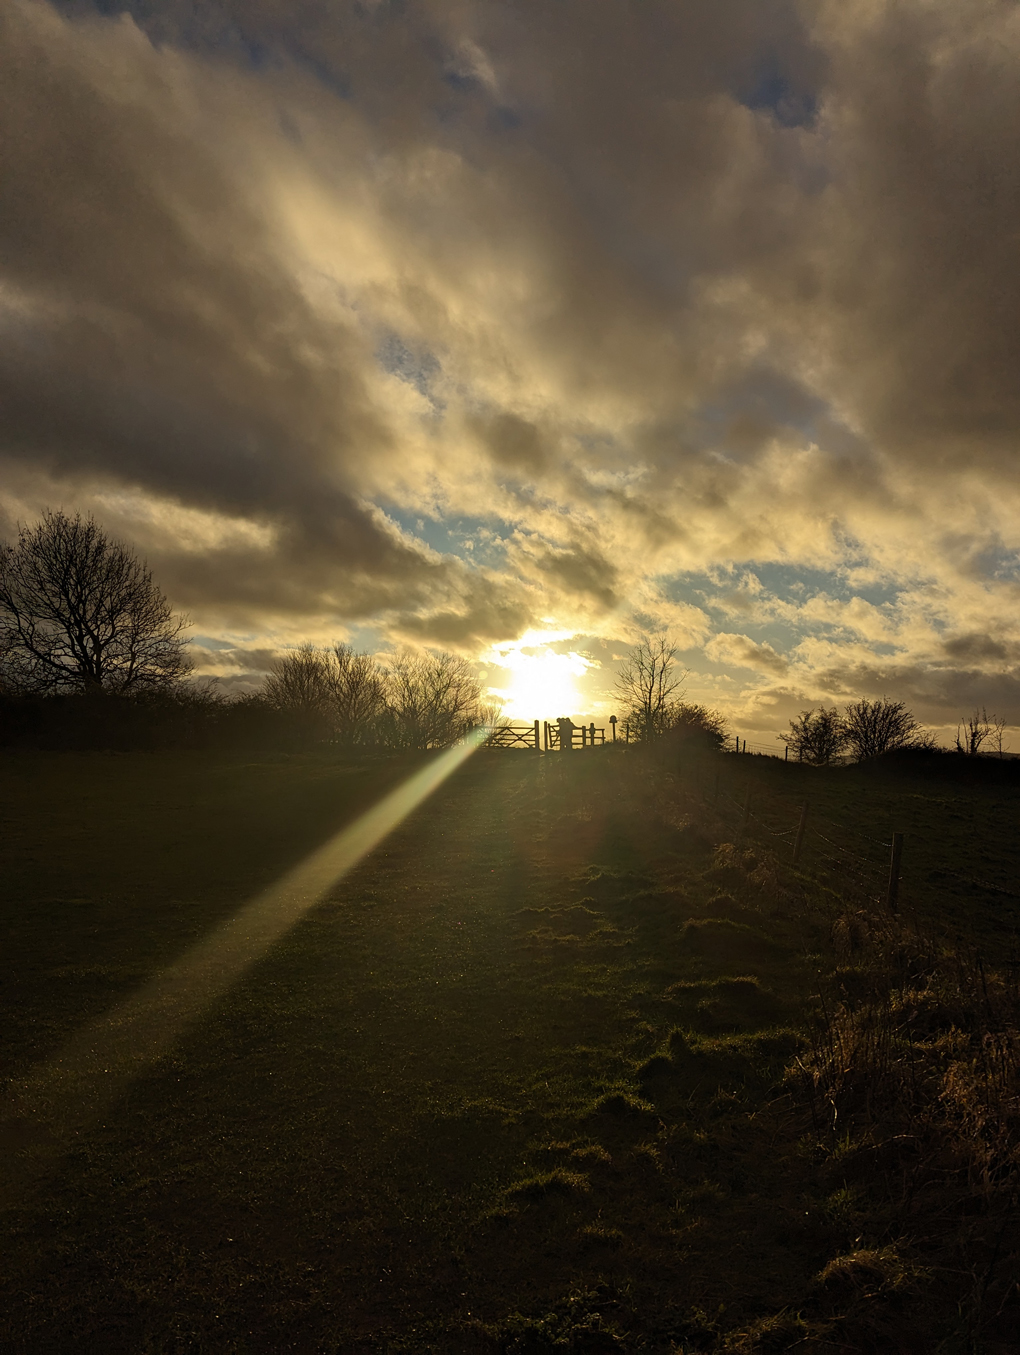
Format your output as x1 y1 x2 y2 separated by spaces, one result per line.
0 731 487 1198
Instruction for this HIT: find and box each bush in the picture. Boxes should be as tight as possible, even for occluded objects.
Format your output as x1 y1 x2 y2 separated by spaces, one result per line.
781 707 847 765
842 699 920 761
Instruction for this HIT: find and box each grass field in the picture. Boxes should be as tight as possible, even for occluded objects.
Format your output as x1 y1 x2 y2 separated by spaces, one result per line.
1 745 1018 1352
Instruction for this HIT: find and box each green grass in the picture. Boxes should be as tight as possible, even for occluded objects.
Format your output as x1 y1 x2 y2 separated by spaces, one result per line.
0 746 1016 1350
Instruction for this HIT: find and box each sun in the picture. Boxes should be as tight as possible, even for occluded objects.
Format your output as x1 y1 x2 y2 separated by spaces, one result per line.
484 639 592 720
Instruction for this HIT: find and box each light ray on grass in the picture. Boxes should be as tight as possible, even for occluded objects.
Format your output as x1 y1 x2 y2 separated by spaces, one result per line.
0 731 486 1200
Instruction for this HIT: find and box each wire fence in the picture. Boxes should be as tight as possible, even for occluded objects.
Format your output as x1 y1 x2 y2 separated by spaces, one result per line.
700 769 1019 921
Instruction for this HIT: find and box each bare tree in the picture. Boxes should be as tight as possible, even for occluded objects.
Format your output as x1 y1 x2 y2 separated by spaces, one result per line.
264 642 387 745
956 707 1007 756
0 511 190 693
781 707 847 765
614 633 688 740
325 643 388 744
383 651 487 749
843 698 919 761
264 645 331 715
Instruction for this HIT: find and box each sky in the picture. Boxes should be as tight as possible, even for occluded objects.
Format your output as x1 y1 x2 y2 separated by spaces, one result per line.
3 0 1020 738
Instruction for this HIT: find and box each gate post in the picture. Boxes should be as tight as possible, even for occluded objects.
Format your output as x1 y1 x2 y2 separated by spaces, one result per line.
533 718 540 751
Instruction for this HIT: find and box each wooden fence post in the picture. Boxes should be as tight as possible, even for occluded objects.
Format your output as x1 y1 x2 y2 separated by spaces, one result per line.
589 722 595 748
793 802 809 865
533 719 540 751
887 833 904 913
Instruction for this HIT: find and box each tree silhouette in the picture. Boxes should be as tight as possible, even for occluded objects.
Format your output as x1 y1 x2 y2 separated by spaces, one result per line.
956 707 1007 756
265 643 387 745
842 698 919 761
614 633 688 740
781 707 847 765
383 651 487 750
0 511 190 693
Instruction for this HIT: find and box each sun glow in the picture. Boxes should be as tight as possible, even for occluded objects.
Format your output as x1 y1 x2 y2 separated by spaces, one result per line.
484 636 593 720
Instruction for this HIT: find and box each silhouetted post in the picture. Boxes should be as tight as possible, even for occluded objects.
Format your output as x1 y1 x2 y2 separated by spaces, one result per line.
793 802 809 865
734 734 739 753
742 739 746 754
589 722 595 748
610 714 617 742
533 719 540 752
785 745 788 762
887 833 904 913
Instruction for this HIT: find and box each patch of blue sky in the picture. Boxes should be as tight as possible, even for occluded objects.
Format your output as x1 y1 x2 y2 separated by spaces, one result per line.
738 60 818 129
60 1 362 100
659 563 905 658
754 562 901 610
190 633 235 651
968 541 1020 584
376 332 443 406
381 507 510 566
60 0 278 68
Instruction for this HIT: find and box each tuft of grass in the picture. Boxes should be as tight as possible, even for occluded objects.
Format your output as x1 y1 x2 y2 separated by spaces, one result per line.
505 1168 592 1201
584 1091 656 1121
815 1245 921 1297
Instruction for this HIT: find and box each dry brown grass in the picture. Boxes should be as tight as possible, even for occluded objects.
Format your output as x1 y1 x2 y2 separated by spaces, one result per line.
793 908 1020 1350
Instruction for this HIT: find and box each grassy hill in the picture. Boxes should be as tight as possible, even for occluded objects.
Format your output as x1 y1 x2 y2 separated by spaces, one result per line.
1 746 1017 1351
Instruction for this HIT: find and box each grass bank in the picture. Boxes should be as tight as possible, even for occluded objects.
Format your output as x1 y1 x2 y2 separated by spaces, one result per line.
1 746 1017 1351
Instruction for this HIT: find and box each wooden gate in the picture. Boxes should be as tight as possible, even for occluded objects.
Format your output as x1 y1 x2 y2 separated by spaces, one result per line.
482 721 541 749
542 720 606 750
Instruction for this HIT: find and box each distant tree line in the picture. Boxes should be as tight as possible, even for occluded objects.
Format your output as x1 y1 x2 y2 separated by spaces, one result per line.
260 643 493 750
782 700 1009 765
1 514 1009 761
0 511 490 752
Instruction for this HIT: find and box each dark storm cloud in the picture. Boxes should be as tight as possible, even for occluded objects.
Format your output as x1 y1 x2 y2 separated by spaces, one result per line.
807 2 1020 470
0 1 449 622
942 633 1020 665
809 659 1020 725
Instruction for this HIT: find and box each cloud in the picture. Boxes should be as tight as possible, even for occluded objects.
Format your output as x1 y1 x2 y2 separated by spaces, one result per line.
4 0 1020 729
706 632 789 676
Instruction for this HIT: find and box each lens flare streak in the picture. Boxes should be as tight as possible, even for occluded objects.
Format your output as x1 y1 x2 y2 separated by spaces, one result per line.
1 732 486 1197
